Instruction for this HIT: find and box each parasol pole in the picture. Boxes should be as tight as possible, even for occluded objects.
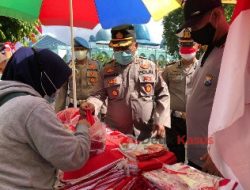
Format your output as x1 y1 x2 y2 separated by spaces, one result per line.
69 0 77 108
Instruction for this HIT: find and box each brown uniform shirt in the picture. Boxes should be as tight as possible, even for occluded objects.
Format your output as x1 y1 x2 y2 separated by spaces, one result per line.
55 59 100 112
162 60 197 112
186 47 224 166
88 57 170 140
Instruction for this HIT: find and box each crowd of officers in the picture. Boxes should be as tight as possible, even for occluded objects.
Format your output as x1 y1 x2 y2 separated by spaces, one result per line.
54 25 198 164
55 0 228 175
0 0 230 188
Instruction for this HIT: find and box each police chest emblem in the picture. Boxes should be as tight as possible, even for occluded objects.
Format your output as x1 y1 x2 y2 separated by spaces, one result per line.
204 74 213 87
112 90 119 96
145 84 152 93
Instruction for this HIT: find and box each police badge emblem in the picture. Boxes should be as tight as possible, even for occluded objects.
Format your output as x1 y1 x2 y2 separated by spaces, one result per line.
145 84 152 93
204 74 213 86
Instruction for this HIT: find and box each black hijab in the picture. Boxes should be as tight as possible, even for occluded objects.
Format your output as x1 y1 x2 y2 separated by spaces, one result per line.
2 47 72 96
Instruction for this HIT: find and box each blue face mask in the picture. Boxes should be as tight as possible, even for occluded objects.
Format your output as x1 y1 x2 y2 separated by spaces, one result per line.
114 50 134 65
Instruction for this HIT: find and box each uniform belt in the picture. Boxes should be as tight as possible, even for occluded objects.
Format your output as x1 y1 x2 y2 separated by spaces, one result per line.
69 98 86 105
172 110 186 119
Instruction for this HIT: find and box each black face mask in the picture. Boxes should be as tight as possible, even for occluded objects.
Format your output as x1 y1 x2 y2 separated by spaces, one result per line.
191 23 216 45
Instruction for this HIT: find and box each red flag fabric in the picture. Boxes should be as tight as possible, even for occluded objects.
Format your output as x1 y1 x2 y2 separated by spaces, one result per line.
208 0 250 189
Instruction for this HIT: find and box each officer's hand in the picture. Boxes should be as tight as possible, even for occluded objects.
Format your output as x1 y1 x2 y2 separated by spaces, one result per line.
200 153 222 177
152 124 165 139
79 102 95 118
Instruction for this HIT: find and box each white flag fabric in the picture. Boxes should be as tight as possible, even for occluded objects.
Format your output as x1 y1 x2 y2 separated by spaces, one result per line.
208 0 250 189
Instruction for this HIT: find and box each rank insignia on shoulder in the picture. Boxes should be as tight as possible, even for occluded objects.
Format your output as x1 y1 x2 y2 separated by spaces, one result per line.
112 90 119 96
140 63 149 69
105 67 114 73
108 78 117 85
145 84 152 93
204 74 213 87
139 55 146 59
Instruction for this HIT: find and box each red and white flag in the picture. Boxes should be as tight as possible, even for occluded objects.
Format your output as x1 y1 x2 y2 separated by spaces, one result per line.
208 0 250 189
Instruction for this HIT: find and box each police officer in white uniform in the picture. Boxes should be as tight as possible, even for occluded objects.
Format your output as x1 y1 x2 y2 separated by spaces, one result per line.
162 28 198 162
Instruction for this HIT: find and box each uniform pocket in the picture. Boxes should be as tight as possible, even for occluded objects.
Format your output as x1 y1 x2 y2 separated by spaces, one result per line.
104 75 123 100
138 75 155 97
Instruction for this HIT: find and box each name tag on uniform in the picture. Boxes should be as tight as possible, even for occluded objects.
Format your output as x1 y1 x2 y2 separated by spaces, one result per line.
139 70 153 75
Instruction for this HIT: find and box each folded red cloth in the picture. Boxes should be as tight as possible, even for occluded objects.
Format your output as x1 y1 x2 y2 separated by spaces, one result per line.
138 151 176 171
63 144 123 180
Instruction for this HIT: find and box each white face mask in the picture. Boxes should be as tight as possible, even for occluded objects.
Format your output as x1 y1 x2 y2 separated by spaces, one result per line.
75 50 88 60
179 52 196 61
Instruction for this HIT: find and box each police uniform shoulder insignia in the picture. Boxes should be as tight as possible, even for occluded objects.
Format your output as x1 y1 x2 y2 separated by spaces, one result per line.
204 74 213 87
103 60 117 75
107 78 118 86
105 67 115 74
165 62 177 69
139 55 146 59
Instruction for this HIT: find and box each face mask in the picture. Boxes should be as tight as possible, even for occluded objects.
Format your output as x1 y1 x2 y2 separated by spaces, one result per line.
40 71 58 103
114 50 134 65
180 52 196 61
191 23 216 45
75 50 88 60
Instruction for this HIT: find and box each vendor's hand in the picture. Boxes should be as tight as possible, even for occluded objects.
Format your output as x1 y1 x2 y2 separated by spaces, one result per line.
200 153 222 177
79 101 95 118
77 119 91 128
152 124 165 139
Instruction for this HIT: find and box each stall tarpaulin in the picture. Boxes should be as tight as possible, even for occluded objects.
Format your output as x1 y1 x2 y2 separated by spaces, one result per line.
208 0 250 189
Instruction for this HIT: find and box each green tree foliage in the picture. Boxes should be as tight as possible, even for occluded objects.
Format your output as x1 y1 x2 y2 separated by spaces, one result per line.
0 16 38 43
163 4 235 60
92 52 112 67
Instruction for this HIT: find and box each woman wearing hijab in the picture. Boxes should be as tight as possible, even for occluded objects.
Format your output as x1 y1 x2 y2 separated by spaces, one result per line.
0 47 90 190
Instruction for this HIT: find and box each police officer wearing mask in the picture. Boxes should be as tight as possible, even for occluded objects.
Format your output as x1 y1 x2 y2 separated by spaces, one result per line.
80 25 170 141
162 28 198 162
55 37 101 112
178 0 229 175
